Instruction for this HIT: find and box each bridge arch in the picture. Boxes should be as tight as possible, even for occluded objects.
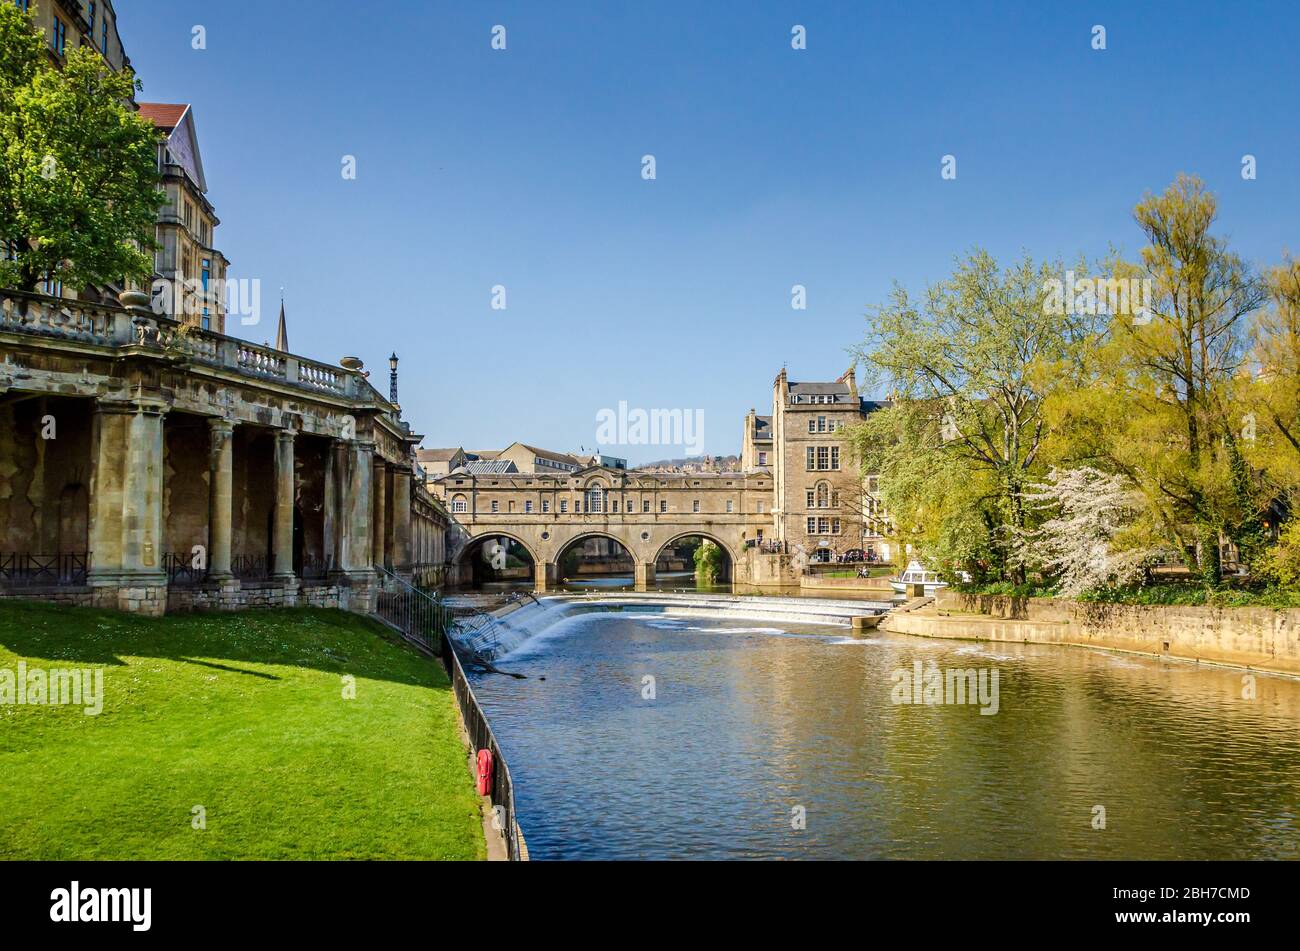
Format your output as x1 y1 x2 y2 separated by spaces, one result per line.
653 530 739 567
454 530 542 566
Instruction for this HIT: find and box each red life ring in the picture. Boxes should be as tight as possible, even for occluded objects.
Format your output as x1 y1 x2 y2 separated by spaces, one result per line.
476 748 494 797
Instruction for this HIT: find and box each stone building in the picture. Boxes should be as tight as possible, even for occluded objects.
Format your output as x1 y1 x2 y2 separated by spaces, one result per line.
23 0 130 73
0 288 447 615
762 368 892 562
139 104 231 332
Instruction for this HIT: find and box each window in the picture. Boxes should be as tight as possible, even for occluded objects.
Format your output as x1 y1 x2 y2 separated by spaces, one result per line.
758 451 767 466
817 446 829 470
89 3 96 29
560 500 568 513
612 500 619 513
832 518 841 534
51 16 67 55
818 518 830 534
490 500 499 513
542 499 550 513
807 517 817 534
660 500 667 513
101 19 108 54
808 419 816 434
806 489 815 508
524 501 533 513
806 447 815 470
451 496 468 513
42 273 62 297
586 487 605 513
816 482 829 508
831 446 840 470
642 500 650 513
817 416 828 433
692 500 700 513
726 500 734 513
757 501 764 514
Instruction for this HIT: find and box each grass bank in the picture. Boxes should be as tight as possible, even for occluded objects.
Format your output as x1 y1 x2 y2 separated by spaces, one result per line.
0 601 484 860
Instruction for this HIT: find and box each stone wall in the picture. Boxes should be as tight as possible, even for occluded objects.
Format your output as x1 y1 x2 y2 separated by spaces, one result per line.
901 590 1300 676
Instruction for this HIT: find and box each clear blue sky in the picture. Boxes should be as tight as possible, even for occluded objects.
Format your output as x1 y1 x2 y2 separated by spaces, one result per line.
119 0 1300 464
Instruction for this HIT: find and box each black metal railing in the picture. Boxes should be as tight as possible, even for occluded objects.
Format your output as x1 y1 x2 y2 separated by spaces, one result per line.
370 566 526 860
0 552 91 586
232 554 269 580
163 552 208 585
300 553 334 581
445 631 525 861
372 565 454 655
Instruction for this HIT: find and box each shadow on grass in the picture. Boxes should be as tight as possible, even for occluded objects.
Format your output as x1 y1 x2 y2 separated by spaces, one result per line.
0 599 449 691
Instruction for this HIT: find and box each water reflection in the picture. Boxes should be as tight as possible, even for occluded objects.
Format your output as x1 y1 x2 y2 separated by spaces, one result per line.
469 610 1300 860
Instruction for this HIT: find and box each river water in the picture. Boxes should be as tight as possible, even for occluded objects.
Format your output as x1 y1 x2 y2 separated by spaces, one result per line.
467 604 1300 860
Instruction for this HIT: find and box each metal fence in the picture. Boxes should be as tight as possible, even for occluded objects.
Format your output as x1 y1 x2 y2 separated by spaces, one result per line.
0 552 91 586
372 565 454 654
445 634 525 860
370 566 525 860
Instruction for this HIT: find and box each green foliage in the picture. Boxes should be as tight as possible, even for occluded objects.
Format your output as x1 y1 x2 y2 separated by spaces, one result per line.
693 539 725 585
850 249 1100 582
1259 520 1300 589
0 9 163 292
1076 583 1300 609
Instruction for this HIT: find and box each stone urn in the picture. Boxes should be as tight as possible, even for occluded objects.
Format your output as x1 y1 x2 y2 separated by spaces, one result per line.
118 289 153 314
339 356 364 371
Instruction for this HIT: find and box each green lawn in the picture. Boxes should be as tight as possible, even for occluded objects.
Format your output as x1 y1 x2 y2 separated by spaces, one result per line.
0 601 484 860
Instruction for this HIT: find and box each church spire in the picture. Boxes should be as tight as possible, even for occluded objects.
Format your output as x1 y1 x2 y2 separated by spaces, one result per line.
275 290 288 352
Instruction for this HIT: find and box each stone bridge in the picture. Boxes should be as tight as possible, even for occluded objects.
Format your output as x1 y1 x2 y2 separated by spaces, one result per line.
434 466 773 589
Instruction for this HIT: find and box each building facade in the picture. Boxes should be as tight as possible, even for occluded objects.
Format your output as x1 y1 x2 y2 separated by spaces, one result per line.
22 0 130 73
138 103 230 332
0 288 443 614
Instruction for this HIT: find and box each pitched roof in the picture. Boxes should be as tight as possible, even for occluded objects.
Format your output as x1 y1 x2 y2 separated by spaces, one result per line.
518 443 582 467
137 103 189 130
417 448 465 463
462 460 519 475
753 415 773 440
788 381 852 396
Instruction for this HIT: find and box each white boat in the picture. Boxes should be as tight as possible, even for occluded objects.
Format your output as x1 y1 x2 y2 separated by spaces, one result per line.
889 561 949 595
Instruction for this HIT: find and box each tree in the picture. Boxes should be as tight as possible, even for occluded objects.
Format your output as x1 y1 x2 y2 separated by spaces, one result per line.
0 5 163 294
693 540 724 586
1051 176 1268 585
1015 467 1163 597
1246 257 1300 500
850 249 1100 581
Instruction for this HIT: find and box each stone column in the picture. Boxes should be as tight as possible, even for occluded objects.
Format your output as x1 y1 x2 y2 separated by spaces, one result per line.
341 441 373 572
534 561 557 592
271 428 296 580
88 402 132 585
207 418 236 580
392 465 412 575
88 397 169 615
371 458 388 570
635 561 657 592
121 401 166 578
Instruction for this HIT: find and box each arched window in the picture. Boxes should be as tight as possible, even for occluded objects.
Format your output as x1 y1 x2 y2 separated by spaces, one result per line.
585 485 604 514
815 481 830 508
451 494 468 513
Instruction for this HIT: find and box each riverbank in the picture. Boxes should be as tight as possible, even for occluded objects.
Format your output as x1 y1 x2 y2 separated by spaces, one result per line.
881 589 1300 677
0 601 485 859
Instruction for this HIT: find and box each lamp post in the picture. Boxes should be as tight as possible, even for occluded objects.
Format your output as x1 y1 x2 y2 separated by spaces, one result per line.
389 352 399 403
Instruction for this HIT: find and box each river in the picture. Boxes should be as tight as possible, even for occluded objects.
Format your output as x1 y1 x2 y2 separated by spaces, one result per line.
467 603 1300 860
